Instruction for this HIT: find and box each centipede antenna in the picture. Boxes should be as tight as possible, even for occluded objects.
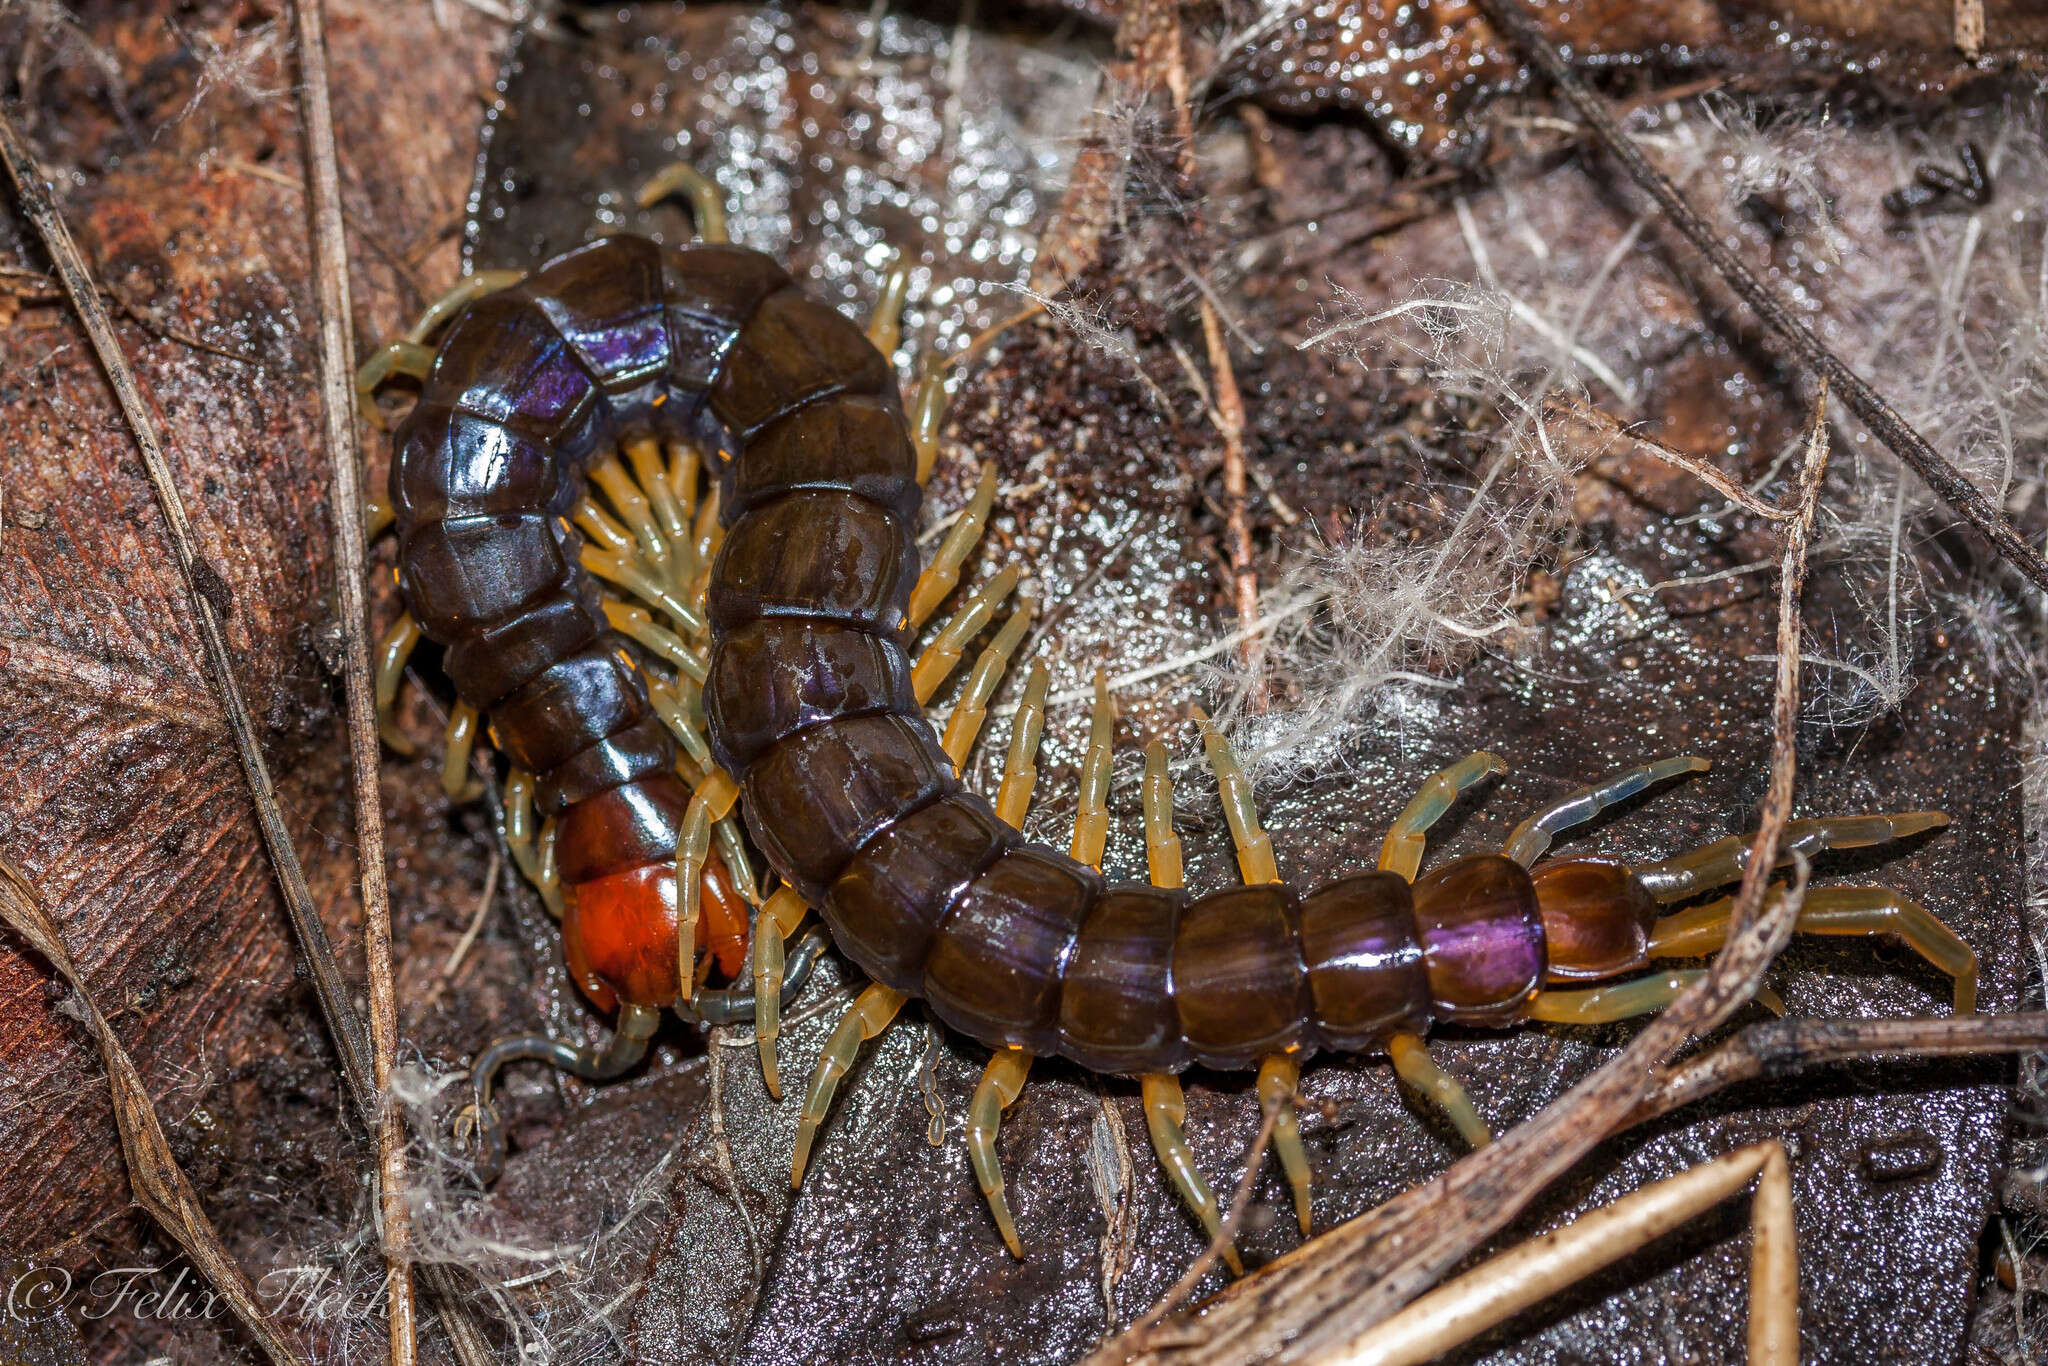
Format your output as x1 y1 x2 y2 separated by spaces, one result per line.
1648 883 1978 1013
373 613 422 755
995 662 1051 827
603 598 709 681
1070 673 1115 870
441 702 486 801
940 597 1036 769
1633 811 1950 902
1141 739 1185 889
634 162 731 243
1387 1032 1491 1149
968 1047 1035 1257
1257 1054 1313 1234
1197 715 1279 886
1141 1073 1243 1276
465 1002 661 1182
751 886 812 1097
1502 755 1706 867
792 984 907 1187
908 463 999 630
1379 751 1507 882
913 563 1022 704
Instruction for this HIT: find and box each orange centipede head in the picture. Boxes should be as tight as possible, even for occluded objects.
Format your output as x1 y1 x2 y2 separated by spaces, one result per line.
560 852 756 1012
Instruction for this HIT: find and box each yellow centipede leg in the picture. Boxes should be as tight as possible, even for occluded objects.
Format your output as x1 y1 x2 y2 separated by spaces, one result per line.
441 701 485 801
940 598 1035 769
792 983 907 1186
908 462 998 631
1378 751 1506 883
968 1046 1034 1257
1142 1073 1242 1276
1197 714 1278 886
912 563 1021 704
867 250 912 358
374 613 421 755
751 886 810 1098
1069 672 1114 870
676 768 741 998
1388 1032 1491 1149
635 163 731 243
1257 1054 1312 1235
499 767 562 919
994 662 1050 828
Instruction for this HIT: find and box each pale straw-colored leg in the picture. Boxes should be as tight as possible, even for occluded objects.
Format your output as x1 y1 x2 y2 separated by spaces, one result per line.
1139 732 1255 1269
1502 755 1707 867
908 463 999 630
912 563 1020 703
1387 1031 1491 1149
365 497 394 540
575 495 707 636
994 662 1050 828
441 701 485 801
603 598 708 681
969 1046 1035 1257
939 598 1035 768
374 613 422 755
644 672 715 775
676 768 741 996
625 437 693 594
1069 673 1115 869
751 885 810 1098
866 252 912 358
589 452 678 590
1649 883 1978 1013
1526 970 1708 1025
1142 1073 1243 1276
910 356 948 485
634 163 731 243
353 269 522 425
499 767 563 918
1378 751 1506 883
1257 1054 1313 1234
1633 811 1949 903
791 983 908 1186
1197 716 1278 886
1330 1141 1795 1366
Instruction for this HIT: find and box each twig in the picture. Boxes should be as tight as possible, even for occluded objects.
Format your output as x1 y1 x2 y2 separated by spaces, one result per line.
0 104 378 1117
419 852 500 1013
1085 396 1833 1366
0 859 311 1366
1469 0 2048 596
288 3 417 1361
1544 397 1796 522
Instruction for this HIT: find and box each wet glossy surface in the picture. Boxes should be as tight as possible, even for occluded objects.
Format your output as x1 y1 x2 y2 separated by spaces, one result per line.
1410 854 1546 1024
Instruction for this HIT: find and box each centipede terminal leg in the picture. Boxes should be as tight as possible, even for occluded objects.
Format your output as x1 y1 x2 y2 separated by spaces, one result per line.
373 612 421 755
791 983 909 1187
1387 1032 1492 1149
1648 883 1977 1013
1378 750 1507 882
1140 728 1244 1273
1501 754 1707 867
464 1002 662 1181
1632 811 1949 903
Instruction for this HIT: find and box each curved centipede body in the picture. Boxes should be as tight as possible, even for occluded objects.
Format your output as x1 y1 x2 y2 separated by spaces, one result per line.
379 216 1981 1264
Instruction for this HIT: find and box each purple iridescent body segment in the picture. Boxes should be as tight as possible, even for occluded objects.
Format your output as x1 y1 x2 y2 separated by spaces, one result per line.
1410 855 1547 1024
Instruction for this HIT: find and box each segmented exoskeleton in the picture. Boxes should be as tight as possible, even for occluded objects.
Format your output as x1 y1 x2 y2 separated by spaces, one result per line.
368 172 1981 1266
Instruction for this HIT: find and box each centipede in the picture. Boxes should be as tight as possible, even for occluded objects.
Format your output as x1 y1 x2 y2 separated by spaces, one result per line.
361 163 1981 1268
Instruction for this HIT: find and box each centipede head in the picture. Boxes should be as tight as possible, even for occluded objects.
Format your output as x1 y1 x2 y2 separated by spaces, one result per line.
1529 857 1661 982
562 862 682 1012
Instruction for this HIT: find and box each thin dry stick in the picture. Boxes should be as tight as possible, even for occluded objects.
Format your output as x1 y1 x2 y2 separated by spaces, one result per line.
420 852 500 1013
0 108 377 1113
1471 0 2048 597
0 859 311 1366
1545 395 1794 522
288 3 416 1359
1086 397 1833 1366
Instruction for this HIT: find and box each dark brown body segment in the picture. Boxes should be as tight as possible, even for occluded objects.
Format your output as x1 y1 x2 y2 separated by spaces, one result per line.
398 235 1562 1068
